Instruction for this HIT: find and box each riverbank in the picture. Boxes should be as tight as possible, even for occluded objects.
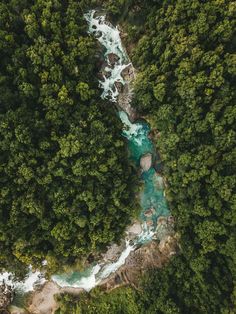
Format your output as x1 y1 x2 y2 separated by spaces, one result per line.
26 233 179 314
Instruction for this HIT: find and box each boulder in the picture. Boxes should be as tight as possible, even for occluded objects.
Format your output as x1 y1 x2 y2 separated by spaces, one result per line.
156 216 167 225
107 53 120 65
127 222 142 236
144 208 155 217
27 282 60 314
140 153 152 171
146 219 154 226
114 81 124 93
93 30 102 38
121 64 133 79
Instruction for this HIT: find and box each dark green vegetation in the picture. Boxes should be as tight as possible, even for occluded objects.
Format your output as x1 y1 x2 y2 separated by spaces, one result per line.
55 287 140 314
131 0 236 312
0 0 137 275
56 0 236 313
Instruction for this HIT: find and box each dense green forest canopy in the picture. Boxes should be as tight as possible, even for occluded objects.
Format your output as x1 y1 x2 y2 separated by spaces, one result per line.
56 0 236 313
0 0 137 274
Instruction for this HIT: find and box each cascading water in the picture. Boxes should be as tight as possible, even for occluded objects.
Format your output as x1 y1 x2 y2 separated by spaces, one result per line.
0 267 45 293
84 10 131 102
0 9 170 295
52 241 135 291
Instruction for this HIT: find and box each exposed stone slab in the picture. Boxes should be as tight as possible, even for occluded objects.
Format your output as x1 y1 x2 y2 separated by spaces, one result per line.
140 153 152 172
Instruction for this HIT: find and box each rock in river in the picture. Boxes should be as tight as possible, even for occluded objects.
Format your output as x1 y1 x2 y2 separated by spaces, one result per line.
140 153 152 171
107 53 120 66
144 208 155 217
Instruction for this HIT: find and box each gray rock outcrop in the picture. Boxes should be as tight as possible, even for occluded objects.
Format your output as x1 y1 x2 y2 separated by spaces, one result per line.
140 153 152 171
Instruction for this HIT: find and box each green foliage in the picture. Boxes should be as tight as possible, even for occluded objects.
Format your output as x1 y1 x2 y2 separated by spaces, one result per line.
55 287 140 314
1 0 235 313
57 0 236 313
126 0 235 312
0 0 138 274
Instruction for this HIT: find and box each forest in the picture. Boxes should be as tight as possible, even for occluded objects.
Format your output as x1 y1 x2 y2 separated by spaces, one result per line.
0 0 138 276
56 0 236 313
0 0 235 313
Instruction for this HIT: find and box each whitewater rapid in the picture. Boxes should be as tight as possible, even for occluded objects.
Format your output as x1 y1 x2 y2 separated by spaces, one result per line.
0 267 45 293
84 10 131 102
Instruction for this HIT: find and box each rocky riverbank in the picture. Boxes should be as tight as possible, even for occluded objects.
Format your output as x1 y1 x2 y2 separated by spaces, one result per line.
100 235 179 291
26 233 179 314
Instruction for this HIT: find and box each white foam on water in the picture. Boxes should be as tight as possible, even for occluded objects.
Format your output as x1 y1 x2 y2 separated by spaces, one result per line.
84 10 130 102
52 264 101 292
118 111 145 146
0 266 46 292
52 241 135 291
42 260 47 266
52 228 155 292
84 10 126 61
100 63 128 102
98 241 135 279
138 224 155 242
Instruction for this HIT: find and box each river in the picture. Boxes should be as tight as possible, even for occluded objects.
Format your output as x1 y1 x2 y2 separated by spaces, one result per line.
51 10 170 291
0 9 170 297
